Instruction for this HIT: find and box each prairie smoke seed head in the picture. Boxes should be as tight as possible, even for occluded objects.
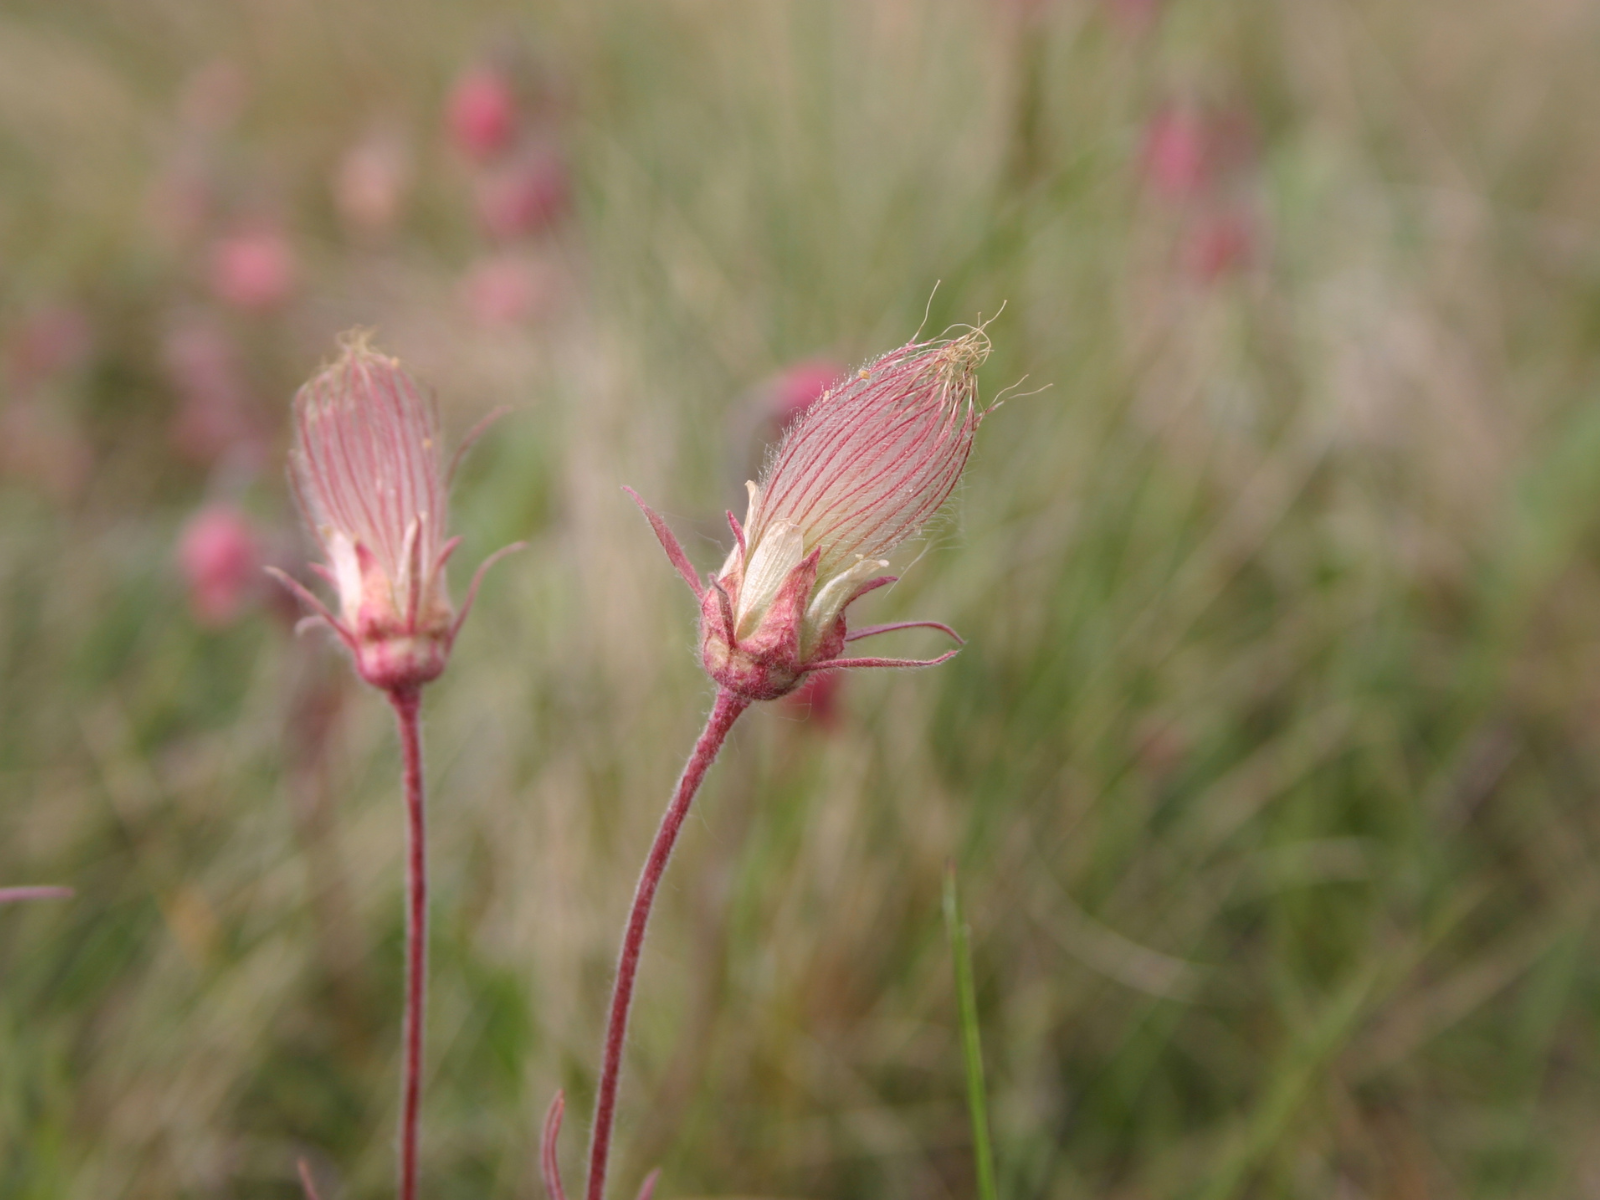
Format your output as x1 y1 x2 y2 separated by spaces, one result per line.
628 328 990 703
273 334 524 692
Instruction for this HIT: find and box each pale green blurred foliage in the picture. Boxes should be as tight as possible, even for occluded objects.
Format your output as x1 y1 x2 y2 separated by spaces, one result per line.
5 0 1600 1198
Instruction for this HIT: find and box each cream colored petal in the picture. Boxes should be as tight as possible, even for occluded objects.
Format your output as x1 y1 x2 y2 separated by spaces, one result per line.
326 527 365 624
802 555 888 657
743 479 761 533
736 519 804 637
718 480 763 581
396 516 422 606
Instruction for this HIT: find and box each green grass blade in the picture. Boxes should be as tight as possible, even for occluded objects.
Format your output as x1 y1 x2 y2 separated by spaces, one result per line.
945 862 999 1200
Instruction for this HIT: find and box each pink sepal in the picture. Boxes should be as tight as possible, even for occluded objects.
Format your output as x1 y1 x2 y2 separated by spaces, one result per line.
297 1159 324 1200
845 574 898 605
447 404 512 487
635 1168 662 1200
264 567 358 653
400 520 424 627
708 578 736 645
804 648 961 673
757 546 821 663
623 486 703 599
433 535 463 579
449 541 529 647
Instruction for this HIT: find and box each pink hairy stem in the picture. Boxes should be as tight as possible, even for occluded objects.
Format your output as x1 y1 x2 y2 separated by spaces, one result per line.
585 689 749 1200
388 685 429 1200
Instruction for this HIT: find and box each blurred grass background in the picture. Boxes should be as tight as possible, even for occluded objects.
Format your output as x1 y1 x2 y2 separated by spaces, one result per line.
5 0 1600 1196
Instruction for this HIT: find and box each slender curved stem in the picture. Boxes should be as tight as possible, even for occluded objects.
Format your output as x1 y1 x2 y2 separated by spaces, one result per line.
389 686 428 1200
586 689 749 1200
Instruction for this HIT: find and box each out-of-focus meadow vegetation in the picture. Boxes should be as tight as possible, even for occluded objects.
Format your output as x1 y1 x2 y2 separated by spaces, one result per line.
5 0 1600 1196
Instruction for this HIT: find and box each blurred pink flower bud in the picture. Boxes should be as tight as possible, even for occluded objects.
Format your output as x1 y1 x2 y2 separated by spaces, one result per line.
458 253 555 326
333 128 413 238
630 330 993 703
208 227 297 311
179 505 261 627
272 335 523 693
770 359 846 430
447 67 518 161
782 669 844 730
474 146 569 240
1141 101 1256 203
1142 104 1209 200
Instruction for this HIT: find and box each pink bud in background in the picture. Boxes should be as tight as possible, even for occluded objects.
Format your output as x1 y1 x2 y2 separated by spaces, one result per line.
770 359 846 430
208 227 297 311
458 253 554 326
272 334 523 692
1142 104 1210 200
179 505 261 627
474 146 570 240
333 128 413 239
447 67 518 162
1141 101 1256 203
782 668 844 730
